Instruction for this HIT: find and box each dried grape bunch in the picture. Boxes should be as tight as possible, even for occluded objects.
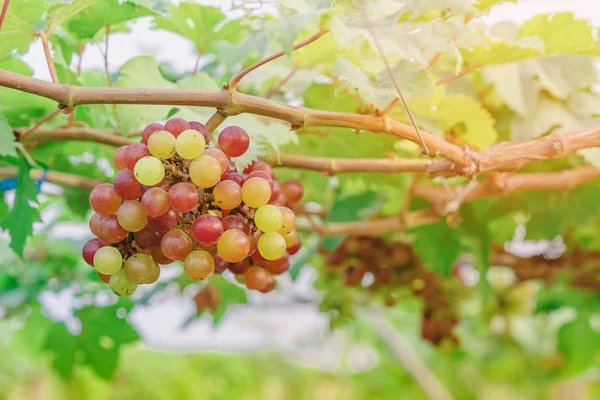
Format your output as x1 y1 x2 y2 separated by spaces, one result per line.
82 118 303 296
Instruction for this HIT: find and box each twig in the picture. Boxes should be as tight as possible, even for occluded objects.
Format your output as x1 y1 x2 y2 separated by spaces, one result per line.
365 307 455 400
19 109 61 141
435 62 481 86
39 32 59 84
76 43 84 77
266 67 298 99
204 111 227 135
230 28 327 90
401 173 421 219
192 50 203 76
0 167 102 191
0 0 9 30
15 127 133 147
99 25 121 130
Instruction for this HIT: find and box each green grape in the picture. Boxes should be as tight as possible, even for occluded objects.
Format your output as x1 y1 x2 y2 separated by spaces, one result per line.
277 206 296 235
254 205 282 233
184 250 215 281
242 177 271 208
134 156 165 186
93 246 123 275
176 129 206 160
216 229 250 263
189 155 221 188
257 232 286 261
109 269 138 297
148 130 176 160
117 201 148 232
124 253 160 284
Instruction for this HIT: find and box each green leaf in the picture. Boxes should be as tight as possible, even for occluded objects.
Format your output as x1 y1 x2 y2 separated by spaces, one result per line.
557 313 599 377
482 63 537 116
411 220 460 276
510 97 580 142
0 0 46 61
47 0 103 34
0 159 40 259
0 113 17 157
153 3 245 52
207 275 247 324
43 300 139 380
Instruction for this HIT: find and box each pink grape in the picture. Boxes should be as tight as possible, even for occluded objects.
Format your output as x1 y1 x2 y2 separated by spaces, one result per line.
251 248 269 266
282 180 304 204
164 117 190 137
151 247 173 265
168 182 199 213
287 236 301 255
222 214 249 234
113 146 129 170
141 122 165 145
203 147 229 174
246 171 273 188
89 213 105 237
124 143 150 170
213 255 230 274
89 184 121 215
213 180 242 210
100 215 128 243
258 275 276 293
134 226 164 249
245 266 270 291
147 208 178 232
221 172 244 186
160 229 193 261
228 259 249 274
189 121 209 140
82 238 108 266
218 126 250 157
267 252 290 275
191 215 223 245
244 160 273 176
117 201 148 232
114 169 143 200
141 187 170 217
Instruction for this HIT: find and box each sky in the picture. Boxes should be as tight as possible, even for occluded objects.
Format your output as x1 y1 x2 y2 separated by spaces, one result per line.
11 0 600 362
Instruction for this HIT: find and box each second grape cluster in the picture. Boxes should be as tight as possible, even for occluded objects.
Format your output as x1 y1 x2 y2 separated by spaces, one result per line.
82 118 303 296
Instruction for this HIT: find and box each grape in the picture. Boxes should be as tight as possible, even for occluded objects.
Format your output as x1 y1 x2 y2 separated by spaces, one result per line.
248 230 259 256
191 215 223 245
221 172 244 186
183 250 215 281
117 201 148 232
217 229 250 263
268 180 281 203
225 163 237 174
287 237 301 255
167 183 198 213
113 145 129 170
258 275 276 293
246 171 273 188
255 205 282 233
283 230 298 248
242 177 271 208
267 252 290 275
198 244 217 256
213 180 242 210
141 187 170 217
114 169 143 200
245 266 270 291
89 184 121 215
164 117 190 137
228 259 249 274
189 121 209 140
134 226 164 249
100 215 128 243
148 130 176 159
189 155 221 188
148 208 178 232
125 254 160 284
151 247 173 265
176 129 206 160
89 213 105 237
141 122 165 145
282 180 304 203
98 272 110 283
270 192 287 207
244 160 273 176
124 143 151 170
222 214 249 234
218 126 250 157
277 206 296 235
213 255 230 274
93 246 123 275
109 270 137 297
134 156 165 186
203 148 229 174
257 232 286 261
82 238 108 266
160 229 193 261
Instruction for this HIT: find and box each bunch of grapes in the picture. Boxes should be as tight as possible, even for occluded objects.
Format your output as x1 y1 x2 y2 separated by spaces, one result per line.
82 118 303 297
322 237 464 346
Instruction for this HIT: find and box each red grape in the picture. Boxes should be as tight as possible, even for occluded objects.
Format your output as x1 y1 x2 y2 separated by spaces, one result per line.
98 272 111 283
244 160 273 176
151 247 173 265
228 258 249 274
100 215 128 243
168 182 199 213
160 229 193 261
246 170 273 188
222 214 249 234
189 121 209 140
287 237 301 255
282 180 304 203
245 266 270 291
89 213 105 237
267 252 290 275
113 145 129 170
213 254 230 274
124 143 150 170
114 169 143 200
221 172 244 186
218 126 250 157
89 184 121 215
203 147 229 174
141 122 165 145
141 187 170 217
251 248 269 265
268 180 281 203
258 275 276 293
134 226 164 249
147 209 178 232
248 230 259 256
164 117 190 137
82 238 108 266
191 215 223 245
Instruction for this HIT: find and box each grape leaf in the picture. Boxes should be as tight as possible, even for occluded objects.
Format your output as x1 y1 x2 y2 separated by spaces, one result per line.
510 97 580 142
207 275 247 324
475 0 516 11
411 220 460 276
482 63 537 116
46 0 103 34
557 313 599 377
0 0 46 61
43 300 139 380
0 159 40 259
0 113 17 157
